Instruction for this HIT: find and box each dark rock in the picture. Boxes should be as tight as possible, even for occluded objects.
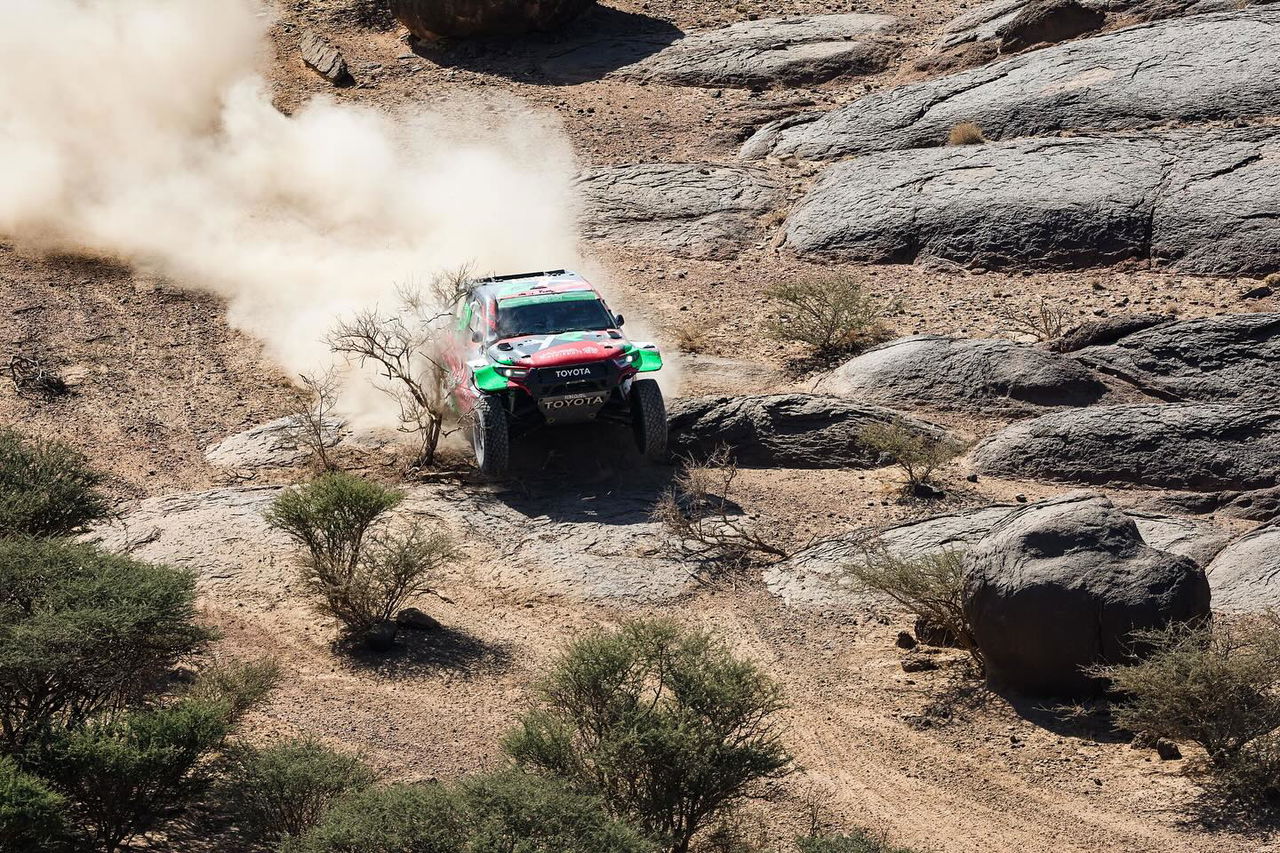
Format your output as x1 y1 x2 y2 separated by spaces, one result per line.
814 335 1107 414
782 130 1280 275
576 163 781 259
963 492 1211 697
743 10 1280 161
1049 313 1172 353
1130 730 1158 749
299 31 353 86
396 607 441 631
1221 487 1280 522
912 482 947 500
614 14 902 89
390 0 595 38
972 404 1280 490
364 620 399 652
901 653 939 672
1243 285 1274 300
668 393 949 468
1205 522 1280 613
1155 738 1183 760
996 0 1105 52
1072 313 1280 404
896 630 918 649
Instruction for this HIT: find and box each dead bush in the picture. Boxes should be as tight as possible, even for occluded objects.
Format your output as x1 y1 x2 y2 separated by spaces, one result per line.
843 548 983 673
8 346 68 399
999 297 1071 342
858 420 964 497
283 370 341 472
764 275 898 358
674 324 708 354
652 447 788 574
947 122 986 145
1092 615 1280 804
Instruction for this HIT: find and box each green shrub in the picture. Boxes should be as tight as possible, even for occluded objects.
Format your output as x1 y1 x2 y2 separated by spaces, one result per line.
798 829 918 853
858 420 964 497
0 755 70 853
764 276 896 357
504 619 791 853
34 696 238 853
0 428 110 537
224 738 375 841
0 538 212 751
462 770 652 853
265 472 403 579
282 783 467 853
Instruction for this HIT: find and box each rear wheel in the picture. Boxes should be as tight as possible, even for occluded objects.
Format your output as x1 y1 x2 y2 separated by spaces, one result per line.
471 394 509 476
630 378 667 461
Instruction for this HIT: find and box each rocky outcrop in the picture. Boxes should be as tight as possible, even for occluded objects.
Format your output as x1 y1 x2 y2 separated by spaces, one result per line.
997 0 1106 52
390 0 595 38
299 31 353 86
971 404 1280 490
668 393 948 468
1072 314 1280 404
743 10 1280 161
576 163 782 259
1125 510 1231 567
782 130 1280 275
1206 523 1280 612
616 14 901 88
963 493 1211 696
204 416 346 468
814 335 1107 414
1049 313 1172 352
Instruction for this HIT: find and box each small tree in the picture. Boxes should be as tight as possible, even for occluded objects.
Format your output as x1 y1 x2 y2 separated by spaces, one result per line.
283 370 342 472
0 428 110 537
0 538 212 751
842 548 982 673
224 738 375 842
858 420 964 498
504 619 791 853
764 276 896 358
651 447 789 574
0 756 69 853
999 297 1071 343
329 269 473 468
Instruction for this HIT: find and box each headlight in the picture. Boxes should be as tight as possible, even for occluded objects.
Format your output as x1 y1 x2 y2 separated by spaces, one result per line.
494 366 529 379
613 352 639 367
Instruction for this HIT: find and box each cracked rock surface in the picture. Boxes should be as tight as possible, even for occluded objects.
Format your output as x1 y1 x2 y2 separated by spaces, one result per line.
971 403 1280 490
1072 313 1280 405
743 9 1280 161
814 335 1108 414
1206 522 1280 613
576 163 782 259
783 129 1280 274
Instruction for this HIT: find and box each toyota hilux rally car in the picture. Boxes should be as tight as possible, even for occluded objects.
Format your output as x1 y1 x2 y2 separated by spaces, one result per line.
446 270 667 476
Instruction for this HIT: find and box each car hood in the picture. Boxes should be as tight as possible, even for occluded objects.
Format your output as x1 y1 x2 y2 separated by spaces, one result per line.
485 330 630 368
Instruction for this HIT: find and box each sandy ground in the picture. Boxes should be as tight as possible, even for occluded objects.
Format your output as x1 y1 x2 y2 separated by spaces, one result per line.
3 1 1277 850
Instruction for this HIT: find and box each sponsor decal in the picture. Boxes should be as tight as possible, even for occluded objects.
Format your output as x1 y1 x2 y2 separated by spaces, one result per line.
554 367 592 378
543 394 606 409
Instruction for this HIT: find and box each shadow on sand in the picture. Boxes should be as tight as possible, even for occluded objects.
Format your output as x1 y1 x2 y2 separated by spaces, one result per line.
342 624 514 679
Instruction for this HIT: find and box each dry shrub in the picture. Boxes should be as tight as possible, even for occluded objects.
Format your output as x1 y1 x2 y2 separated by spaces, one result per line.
843 547 983 673
673 324 708 354
947 122 986 145
764 275 898 358
1000 297 1071 342
284 369 341 472
858 420 965 497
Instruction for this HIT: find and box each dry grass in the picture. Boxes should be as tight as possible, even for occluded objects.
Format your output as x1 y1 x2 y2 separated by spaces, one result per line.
673 323 709 354
947 122 987 146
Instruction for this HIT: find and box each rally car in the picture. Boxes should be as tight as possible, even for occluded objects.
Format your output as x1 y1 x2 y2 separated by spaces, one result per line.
446 270 667 475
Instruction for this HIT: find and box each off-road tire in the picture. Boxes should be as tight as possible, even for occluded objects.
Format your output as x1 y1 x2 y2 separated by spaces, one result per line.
630 378 668 461
471 394 509 476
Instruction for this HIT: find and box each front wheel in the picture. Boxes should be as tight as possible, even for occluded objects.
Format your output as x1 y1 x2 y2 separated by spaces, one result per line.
471 394 509 476
630 378 668 461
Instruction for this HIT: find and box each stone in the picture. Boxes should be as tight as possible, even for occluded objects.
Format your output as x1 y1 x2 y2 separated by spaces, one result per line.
396 607 441 631
963 492 1211 696
299 31 353 86
205 415 346 468
1137 486 1280 522
971 404 1280 490
896 630 918 649
615 14 901 89
814 335 1107 414
390 0 595 38
1155 738 1183 761
1205 523 1280 613
742 10 1280 161
667 393 950 468
996 0 1106 52
1125 510 1231 567
576 163 782 259
1072 313 1280 404
781 129 1280 276
901 653 939 673
1048 313 1172 352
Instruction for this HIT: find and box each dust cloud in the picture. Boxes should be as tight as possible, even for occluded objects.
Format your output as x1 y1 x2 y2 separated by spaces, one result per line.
0 0 583 393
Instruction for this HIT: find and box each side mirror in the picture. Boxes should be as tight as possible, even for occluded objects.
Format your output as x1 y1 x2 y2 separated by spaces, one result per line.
614 314 625 327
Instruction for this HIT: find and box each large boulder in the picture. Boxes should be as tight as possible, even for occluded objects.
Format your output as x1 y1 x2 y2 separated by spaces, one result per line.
667 393 948 468
742 9 1280 161
390 0 595 38
963 492 1211 696
1205 523 1280 612
814 335 1107 414
1072 313 1280 404
971 404 1280 490
615 14 901 88
204 415 346 468
782 130 1280 275
576 163 782 259
997 0 1106 52
1048 313 1172 352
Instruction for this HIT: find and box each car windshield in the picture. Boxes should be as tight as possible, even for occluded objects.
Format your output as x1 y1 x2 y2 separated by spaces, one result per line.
495 297 615 338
